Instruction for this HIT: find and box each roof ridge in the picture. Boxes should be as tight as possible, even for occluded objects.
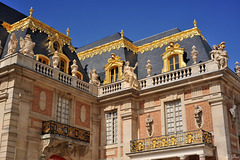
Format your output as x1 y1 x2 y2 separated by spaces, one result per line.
134 27 181 43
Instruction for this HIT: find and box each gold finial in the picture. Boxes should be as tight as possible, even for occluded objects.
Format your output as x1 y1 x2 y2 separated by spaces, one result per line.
29 7 33 17
193 19 197 28
120 30 124 38
66 28 70 36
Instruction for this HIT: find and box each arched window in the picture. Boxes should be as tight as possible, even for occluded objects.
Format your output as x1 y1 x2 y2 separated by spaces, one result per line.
110 67 118 83
76 71 83 80
57 52 70 74
169 55 179 71
35 54 50 65
162 42 186 73
103 53 124 84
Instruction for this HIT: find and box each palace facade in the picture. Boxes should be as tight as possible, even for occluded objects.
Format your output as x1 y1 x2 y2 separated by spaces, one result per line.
0 2 240 160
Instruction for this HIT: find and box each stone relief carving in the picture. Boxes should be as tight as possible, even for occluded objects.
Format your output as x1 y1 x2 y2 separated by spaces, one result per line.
71 59 78 77
229 104 237 127
194 105 203 128
52 51 60 69
146 60 152 77
145 114 154 137
89 68 100 86
7 33 18 56
19 34 35 57
40 136 89 160
124 61 139 89
210 42 228 69
235 62 240 77
191 45 198 64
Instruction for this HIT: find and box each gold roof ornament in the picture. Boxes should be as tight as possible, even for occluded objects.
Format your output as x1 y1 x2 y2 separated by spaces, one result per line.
29 7 33 17
66 28 70 36
121 30 124 39
193 19 197 28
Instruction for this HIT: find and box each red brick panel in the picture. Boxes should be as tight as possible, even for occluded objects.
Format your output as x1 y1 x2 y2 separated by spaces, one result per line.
202 85 210 95
139 111 161 139
32 85 53 116
185 101 213 132
75 101 90 128
184 90 191 99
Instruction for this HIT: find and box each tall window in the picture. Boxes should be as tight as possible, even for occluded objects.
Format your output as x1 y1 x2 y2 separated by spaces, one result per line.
56 97 70 124
169 55 179 71
105 111 118 144
165 100 183 134
110 67 118 83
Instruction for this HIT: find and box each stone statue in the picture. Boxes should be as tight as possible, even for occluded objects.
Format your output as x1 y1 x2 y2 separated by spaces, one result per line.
194 105 203 128
145 114 154 137
89 68 100 86
235 62 240 77
210 42 228 69
7 33 18 56
146 60 152 77
229 104 237 125
71 59 78 77
19 34 35 57
52 51 60 68
0 40 3 56
124 61 139 89
191 45 198 64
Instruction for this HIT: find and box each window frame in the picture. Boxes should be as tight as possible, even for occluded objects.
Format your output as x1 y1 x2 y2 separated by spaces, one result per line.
35 54 51 65
105 110 118 145
56 96 70 125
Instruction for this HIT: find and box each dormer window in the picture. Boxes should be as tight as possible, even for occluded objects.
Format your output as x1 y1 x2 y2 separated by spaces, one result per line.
162 42 186 73
104 53 124 84
35 54 50 65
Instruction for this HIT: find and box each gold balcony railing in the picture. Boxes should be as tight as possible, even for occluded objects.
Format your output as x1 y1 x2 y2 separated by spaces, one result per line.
42 120 90 143
130 129 213 153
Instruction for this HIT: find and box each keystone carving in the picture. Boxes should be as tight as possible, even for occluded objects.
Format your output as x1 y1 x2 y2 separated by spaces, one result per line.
145 114 154 137
19 34 35 57
210 42 228 69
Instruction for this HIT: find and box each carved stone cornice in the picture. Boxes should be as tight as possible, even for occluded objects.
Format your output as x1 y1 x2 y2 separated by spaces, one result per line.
2 16 75 52
77 27 206 60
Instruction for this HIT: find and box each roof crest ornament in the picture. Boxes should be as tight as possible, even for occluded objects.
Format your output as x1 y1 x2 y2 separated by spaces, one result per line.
121 30 124 39
193 19 197 28
29 7 33 17
66 28 70 36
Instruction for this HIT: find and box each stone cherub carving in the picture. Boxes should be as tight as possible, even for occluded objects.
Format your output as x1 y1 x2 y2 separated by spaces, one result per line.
229 104 237 126
235 62 240 77
146 60 152 77
124 61 139 89
7 33 18 56
210 42 228 69
145 114 154 137
19 34 35 57
191 45 198 64
71 59 78 77
89 68 100 86
194 105 203 128
52 51 60 68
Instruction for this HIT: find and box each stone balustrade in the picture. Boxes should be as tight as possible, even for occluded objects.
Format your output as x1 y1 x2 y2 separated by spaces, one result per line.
0 53 219 96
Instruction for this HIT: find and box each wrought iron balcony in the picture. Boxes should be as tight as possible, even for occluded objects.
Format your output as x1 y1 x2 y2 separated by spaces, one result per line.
130 129 213 153
42 120 90 143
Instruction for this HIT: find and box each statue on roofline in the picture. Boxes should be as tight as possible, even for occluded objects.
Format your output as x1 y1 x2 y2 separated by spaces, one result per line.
19 34 35 58
89 68 100 86
146 60 152 77
124 61 139 89
210 42 228 69
7 33 18 56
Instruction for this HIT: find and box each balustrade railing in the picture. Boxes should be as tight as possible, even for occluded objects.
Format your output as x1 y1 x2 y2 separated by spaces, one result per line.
130 129 213 153
100 80 123 95
42 120 90 143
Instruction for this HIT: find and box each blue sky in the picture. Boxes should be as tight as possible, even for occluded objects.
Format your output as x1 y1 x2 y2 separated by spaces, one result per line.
2 0 240 71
